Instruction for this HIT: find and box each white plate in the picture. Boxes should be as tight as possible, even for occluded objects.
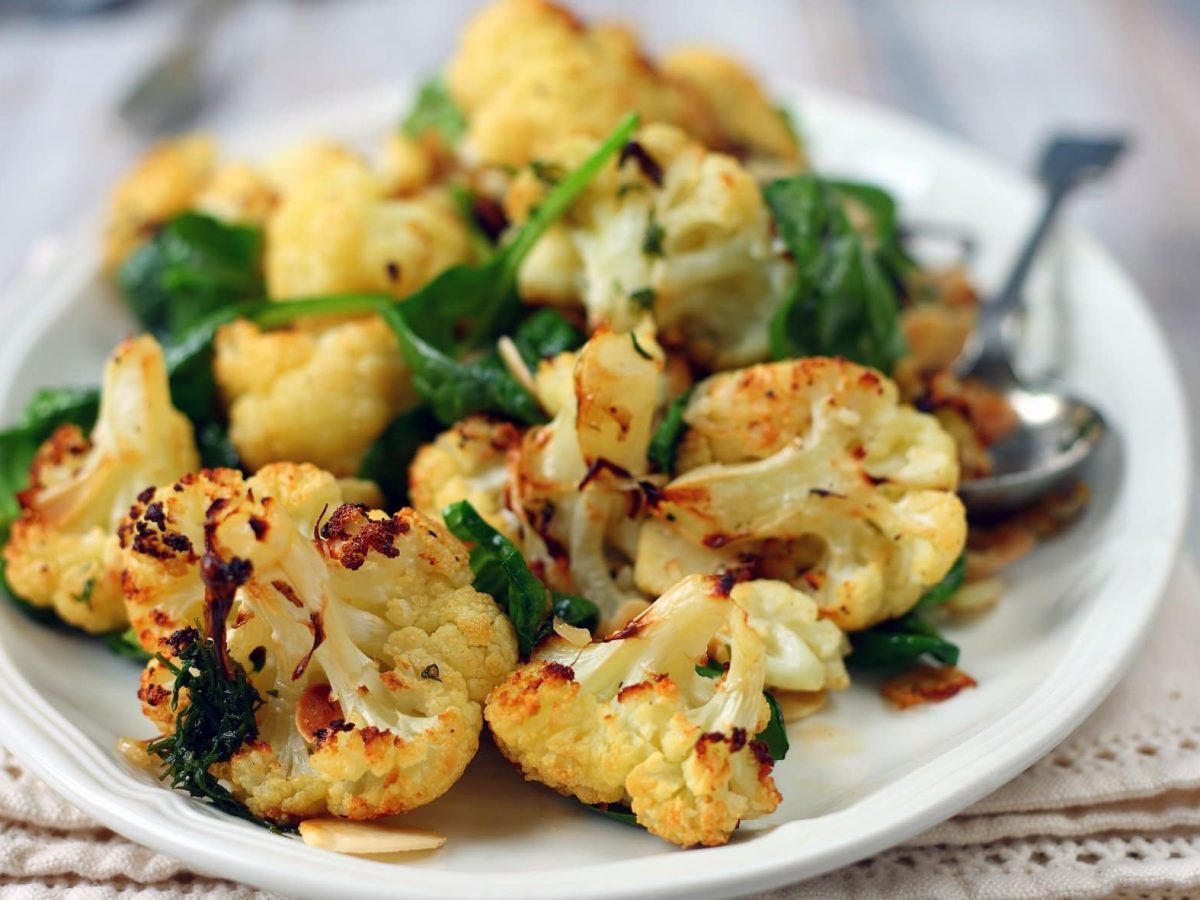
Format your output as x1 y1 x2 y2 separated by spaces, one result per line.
0 83 1188 899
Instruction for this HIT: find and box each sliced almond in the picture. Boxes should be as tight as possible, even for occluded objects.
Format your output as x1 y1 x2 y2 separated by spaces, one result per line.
299 819 447 855
946 576 1004 617
773 690 827 723
498 335 541 403
115 736 160 771
552 617 593 648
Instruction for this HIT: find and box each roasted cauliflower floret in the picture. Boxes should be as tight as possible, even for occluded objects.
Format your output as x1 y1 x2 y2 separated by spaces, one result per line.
508 325 664 613
213 316 414 477
119 464 518 824
446 0 722 167
507 124 791 368
265 150 472 300
194 163 280 228
409 415 523 539
641 357 966 631
661 48 805 172
486 574 779 846
723 580 849 693
103 134 217 270
3 336 198 632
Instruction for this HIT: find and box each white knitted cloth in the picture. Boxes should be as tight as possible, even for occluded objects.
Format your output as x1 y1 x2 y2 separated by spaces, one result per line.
2 559 1197 900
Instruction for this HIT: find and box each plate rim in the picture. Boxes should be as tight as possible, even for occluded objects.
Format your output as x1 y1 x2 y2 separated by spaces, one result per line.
0 80 1189 900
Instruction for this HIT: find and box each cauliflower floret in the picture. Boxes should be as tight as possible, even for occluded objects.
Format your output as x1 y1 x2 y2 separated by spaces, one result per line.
507 325 664 613
103 134 216 270
662 48 805 173
725 580 849 693
446 0 722 167
507 124 792 368
119 464 518 824
3 336 199 632
409 416 523 539
378 133 440 197
640 357 966 631
193 163 280 227
486 574 780 847
213 316 415 477
265 151 472 300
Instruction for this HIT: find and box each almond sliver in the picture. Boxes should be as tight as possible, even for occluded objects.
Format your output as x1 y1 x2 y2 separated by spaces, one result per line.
552 617 592 647
299 819 447 855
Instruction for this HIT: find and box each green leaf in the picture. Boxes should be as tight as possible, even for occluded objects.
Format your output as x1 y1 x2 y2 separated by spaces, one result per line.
378 116 636 425
849 613 959 668
511 308 584 368
442 500 552 657
647 389 693 476
757 690 790 761
147 629 290 832
102 628 152 663
357 406 441 509
590 802 639 826
642 211 665 257
402 77 468 147
118 213 263 341
378 304 545 427
447 183 497 261
764 175 909 373
913 555 967 613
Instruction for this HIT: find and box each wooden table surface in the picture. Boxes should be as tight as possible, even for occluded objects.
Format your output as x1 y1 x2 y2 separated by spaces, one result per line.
1 0 1197 547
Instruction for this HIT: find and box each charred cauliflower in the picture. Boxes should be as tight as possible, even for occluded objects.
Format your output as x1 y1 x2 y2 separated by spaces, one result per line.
104 134 217 270
446 0 722 167
264 148 471 300
640 357 966 631
119 463 517 823
661 48 805 175
507 124 791 368
213 316 415 477
486 574 779 846
507 324 664 614
3 336 199 632
409 415 523 539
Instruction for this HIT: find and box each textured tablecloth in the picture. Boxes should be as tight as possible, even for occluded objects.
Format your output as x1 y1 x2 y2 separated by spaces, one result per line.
2 557 1197 900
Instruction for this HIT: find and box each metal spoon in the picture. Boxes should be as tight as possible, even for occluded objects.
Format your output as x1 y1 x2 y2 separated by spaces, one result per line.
116 0 236 135
956 135 1127 515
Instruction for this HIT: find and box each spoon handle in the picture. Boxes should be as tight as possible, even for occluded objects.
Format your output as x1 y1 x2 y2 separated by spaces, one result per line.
967 135 1128 383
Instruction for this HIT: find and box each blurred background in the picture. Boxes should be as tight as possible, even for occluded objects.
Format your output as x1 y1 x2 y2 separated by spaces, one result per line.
1 0 1198 547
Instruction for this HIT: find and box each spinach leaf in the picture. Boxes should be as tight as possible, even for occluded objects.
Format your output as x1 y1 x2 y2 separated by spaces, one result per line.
757 690 790 761
357 406 441 509
913 554 967 613
403 77 468 148
647 389 693 476
101 627 152 663
118 213 263 341
511 308 584 368
849 613 959 668
591 803 639 826
695 662 789 761
379 303 545 426
849 555 966 668
382 114 639 416
442 500 553 657
764 175 909 373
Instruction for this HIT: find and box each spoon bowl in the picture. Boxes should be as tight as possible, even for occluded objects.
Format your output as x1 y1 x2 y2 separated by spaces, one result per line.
954 133 1126 515
958 387 1105 514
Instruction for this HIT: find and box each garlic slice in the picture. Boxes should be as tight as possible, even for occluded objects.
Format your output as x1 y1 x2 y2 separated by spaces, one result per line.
299 819 447 855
